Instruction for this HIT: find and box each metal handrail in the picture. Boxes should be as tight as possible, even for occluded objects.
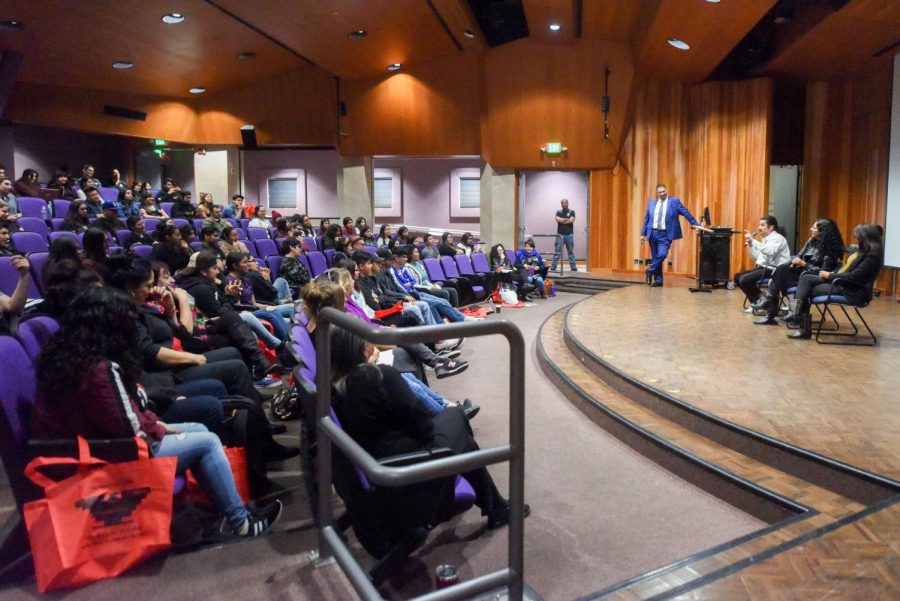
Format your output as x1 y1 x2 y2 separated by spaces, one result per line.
315 308 526 601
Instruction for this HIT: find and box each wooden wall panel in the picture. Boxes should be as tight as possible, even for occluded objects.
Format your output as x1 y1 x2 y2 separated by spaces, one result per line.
801 65 891 285
588 78 773 278
340 53 481 156
483 38 634 169
195 66 336 146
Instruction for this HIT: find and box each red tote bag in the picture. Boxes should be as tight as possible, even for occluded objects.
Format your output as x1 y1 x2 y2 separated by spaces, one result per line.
23 437 177 593
185 446 250 509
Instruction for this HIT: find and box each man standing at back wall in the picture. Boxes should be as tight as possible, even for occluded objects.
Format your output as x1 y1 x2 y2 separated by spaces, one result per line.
640 183 699 287
551 199 577 272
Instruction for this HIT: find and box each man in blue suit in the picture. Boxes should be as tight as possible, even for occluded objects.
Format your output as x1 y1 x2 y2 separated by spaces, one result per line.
640 184 699 286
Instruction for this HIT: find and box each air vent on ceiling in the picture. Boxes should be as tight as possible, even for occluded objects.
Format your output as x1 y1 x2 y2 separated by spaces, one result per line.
103 105 147 121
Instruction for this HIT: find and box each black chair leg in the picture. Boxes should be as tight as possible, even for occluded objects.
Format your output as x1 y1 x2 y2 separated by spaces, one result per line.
369 527 429 587
0 517 33 585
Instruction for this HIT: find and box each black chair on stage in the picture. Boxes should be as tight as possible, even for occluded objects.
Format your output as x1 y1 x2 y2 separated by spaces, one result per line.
809 274 879 346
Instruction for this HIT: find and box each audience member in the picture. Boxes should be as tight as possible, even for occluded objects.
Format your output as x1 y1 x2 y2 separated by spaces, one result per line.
203 205 227 233
355 217 368 233
117 187 137 218
405 245 460 306
196 192 215 219
249 206 272 229
340 216 356 237
439 232 462 256
358 225 374 243
108 168 128 191
458 232 478 256
81 227 110 281
83 186 104 216
199 225 224 259
149 222 192 273
278 238 311 293
220 226 250 255
14 169 41 198
318 217 332 236
0 224 20 257
31 285 284 537
735 215 791 309
96 201 126 234
0 177 18 216
516 239 548 298
223 252 293 318
376 224 392 248
295 214 315 237
179 224 197 247
48 170 79 200
0 202 21 234
391 246 466 321
170 192 196 219
0 255 30 330
123 216 155 248
77 164 101 190
155 177 181 204
140 192 168 218
60 199 91 232
490 243 533 300
421 234 440 259
222 194 244 220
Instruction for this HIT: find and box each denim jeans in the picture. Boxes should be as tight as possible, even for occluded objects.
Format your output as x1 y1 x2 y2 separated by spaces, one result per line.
418 292 465 322
401 372 448 415
271 277 291 301
551 234 576 270
239 311 281 347
152 423 248 528
401 301 438 326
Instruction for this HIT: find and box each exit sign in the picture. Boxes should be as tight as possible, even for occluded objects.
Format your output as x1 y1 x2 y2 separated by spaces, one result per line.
545 142 563 154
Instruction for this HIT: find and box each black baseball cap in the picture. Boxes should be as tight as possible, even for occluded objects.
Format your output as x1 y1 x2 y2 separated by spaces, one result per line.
352 250 382 264
376 248 394 260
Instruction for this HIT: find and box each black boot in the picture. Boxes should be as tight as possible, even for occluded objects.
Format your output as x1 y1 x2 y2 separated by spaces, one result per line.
783 299 802 324
788 313 812 339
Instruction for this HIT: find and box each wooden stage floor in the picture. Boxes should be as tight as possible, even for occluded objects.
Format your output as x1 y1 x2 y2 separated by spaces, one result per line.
565 284 900 482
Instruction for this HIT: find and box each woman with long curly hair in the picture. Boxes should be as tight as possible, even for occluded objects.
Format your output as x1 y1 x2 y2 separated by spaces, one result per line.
753 218 845 325
59 199 91 233
31 286 283 537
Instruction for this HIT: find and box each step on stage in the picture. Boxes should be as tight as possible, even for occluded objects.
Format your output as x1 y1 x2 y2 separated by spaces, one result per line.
539 284 900 599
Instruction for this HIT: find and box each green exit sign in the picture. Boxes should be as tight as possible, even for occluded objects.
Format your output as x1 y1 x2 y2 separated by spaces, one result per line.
153 139 167 146
545 142 563 154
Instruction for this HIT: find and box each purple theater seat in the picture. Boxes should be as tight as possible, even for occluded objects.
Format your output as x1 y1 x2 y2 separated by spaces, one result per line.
302 237 316 251
471 252 491 274
50 218 65 231
235 228 247 240
290 324 316 374
266 256 283 279
16 197 47 219
16 217 50 237
0 336 40 508
240 218 250 231
98 187 119 203
143 219 160 232
107 246 123 256
364 246 378 255
298 253 312 274
115 229 132 246
453 254 486 298
440 256 462 279
423 258 447 284
316 236 325 252
132 245 153 260
27 252 49 296
244 239 259 258
506 249 516 266
48 231 79 247
0 257 42 299
160 202 175 216
324 248 336 267
12 232 49 254
172 218 189 230
190 241 203 251
225 219 238 228
52 199 71 219
254 239 279 259
247 227 269 242
307 251 327 277
193 219 205 234
16 315 59 362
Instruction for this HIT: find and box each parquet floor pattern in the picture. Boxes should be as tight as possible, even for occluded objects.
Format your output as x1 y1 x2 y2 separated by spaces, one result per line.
565 286 900 482
538 307 899 600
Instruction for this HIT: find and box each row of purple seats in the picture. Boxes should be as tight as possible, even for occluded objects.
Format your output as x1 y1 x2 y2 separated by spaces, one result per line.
421 254 493 301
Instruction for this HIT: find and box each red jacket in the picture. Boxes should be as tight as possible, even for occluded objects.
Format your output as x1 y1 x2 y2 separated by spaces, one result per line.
32 361 165 442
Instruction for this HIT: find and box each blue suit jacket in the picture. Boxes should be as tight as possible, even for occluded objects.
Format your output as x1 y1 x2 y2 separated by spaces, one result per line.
640 196 698 241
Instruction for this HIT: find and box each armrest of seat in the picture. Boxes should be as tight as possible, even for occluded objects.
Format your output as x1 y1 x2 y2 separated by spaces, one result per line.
377 447 454 468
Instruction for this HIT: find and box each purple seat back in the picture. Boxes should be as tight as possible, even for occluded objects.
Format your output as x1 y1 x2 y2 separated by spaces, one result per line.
423 258 446 283
172 218 189 230
108 246 123 256
244 239 259 258
48 230 79 247
16 315 59 362
440 256 461 278
247 227 269 241
27 252 49 295
193 219 205 234
307 251 327 276
266 255 283 278
17 197 46 219
160 202 174 216
302 237 316 251
133 244 153 259
240 218 250 231
189 241 203 251
364 246 378 255
12 231 49 254
17 217 50 237
254 239 279 259
50 217 65 231
0 336 38 508
324 248 336 266
454 254 475 275
471 252 491 274
52 199 71 218
298 253 312 274
235 228 247 240
315 236 324 252
143 219 160 232
98 187 119 203
290 324 316 374
506 250 516 266
116 229 132 246
225 218 238 228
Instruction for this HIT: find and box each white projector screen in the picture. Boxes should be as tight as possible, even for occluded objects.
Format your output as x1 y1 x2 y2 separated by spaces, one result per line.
885 54 900 268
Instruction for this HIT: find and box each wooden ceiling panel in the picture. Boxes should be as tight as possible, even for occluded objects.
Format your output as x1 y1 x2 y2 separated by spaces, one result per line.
581 0 645 42
522 0 576 43
211 0 461 80
635 0 778 83
0 0 305 97
758 0 900 80
429 0 488 54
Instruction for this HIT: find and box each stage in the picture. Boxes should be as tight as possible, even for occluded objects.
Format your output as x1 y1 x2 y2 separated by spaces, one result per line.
538 282 900 599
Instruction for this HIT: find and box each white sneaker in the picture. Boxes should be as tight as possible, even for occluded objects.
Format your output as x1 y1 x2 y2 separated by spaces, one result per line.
463 315 482 321
434 338 461 351
743 307 755 314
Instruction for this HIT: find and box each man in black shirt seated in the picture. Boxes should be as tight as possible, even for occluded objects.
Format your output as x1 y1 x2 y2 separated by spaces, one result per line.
96 201 126 235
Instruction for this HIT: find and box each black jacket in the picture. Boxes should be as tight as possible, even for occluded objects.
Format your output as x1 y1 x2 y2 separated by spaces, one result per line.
825 251 882 304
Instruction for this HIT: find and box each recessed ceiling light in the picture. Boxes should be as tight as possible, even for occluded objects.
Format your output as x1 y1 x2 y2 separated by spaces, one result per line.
549 23 561 32
112 61 134 69
347 30 367 40
0 20 24 32
667 38 690 50
189 87 206 94
387 63 402 72
705 0 722 3
463 29 475 39
161 13 184 24
238 51 256 60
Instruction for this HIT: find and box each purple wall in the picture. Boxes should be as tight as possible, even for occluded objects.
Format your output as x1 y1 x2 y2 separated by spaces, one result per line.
240 149 339 218
521 170 589 259
372 157 482 232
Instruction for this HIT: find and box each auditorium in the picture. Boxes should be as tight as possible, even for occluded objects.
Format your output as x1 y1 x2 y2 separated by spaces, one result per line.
0 1 898 599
